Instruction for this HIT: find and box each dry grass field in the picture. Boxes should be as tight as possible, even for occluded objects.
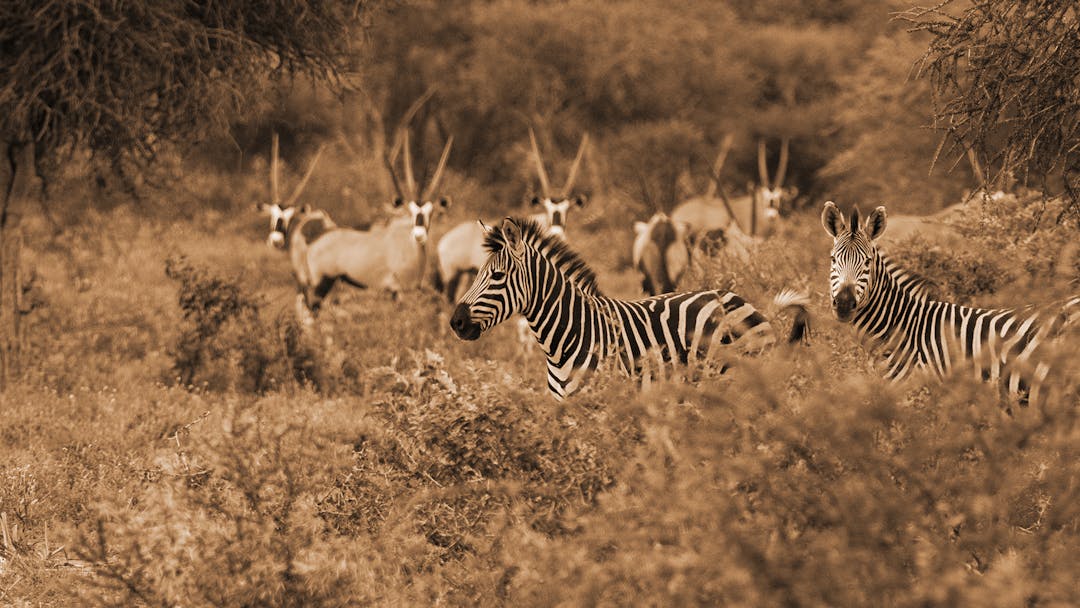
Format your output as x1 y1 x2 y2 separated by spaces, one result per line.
0 158 1078 607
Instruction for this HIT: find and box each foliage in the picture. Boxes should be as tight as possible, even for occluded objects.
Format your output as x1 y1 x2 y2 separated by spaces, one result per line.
820 29 979 213
0 0 369 187
906 0 1080 203
164 256 319 393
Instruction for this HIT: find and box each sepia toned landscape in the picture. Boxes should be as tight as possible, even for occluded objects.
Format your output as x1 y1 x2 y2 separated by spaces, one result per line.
1 1 1079 605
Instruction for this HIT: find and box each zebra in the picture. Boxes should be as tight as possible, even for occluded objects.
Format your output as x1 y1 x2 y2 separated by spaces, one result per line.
449 217 810 399
822 201 1079 404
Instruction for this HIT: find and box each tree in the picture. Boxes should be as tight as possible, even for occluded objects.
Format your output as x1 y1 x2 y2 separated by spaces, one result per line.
0 0 372 388
906 0 1080 205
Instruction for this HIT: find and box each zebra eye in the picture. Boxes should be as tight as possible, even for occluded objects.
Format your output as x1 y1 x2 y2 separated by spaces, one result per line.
490 271 506 281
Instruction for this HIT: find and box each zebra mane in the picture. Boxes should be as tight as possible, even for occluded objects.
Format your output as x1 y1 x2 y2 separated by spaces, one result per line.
877 251 937 301
484 217 602 295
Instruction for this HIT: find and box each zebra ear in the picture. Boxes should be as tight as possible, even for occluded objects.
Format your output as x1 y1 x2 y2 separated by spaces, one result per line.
821 201 846 237
501 217 525 256
865 206 887 240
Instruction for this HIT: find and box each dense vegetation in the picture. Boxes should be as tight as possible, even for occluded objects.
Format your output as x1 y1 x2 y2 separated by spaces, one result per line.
1 1 1078 606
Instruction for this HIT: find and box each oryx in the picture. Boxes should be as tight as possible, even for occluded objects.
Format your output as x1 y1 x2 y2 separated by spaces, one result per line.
627 145 694 296
436 128 590 303
671 136 798 249
260 128 453 317
883 149 1008 245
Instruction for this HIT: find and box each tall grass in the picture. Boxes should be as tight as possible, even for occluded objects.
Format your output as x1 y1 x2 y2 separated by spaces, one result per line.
1 165 1078 606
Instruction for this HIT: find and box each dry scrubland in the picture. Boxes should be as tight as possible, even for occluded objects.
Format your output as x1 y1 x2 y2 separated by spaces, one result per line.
1 165 1079 607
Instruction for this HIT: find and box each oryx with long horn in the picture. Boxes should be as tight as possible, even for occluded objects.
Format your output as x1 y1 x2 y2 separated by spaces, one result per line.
435 129 591 303
526 128 590 238
630 146 693 296
295 128 453 312
669 134 755 261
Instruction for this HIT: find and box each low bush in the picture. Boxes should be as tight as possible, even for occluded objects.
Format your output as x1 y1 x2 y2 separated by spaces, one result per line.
164 256 322 393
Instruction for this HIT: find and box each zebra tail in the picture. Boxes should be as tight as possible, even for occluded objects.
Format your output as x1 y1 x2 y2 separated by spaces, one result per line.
773 288 811 345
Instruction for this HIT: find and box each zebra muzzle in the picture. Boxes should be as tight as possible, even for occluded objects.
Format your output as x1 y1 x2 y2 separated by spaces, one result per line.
833 286 856 321
450 303 481 340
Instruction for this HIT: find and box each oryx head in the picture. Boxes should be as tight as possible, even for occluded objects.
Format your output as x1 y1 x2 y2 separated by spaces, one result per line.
528 128 589 238
256 133 324 250
385 129 454 246
822 201 887 321
754 137 798 227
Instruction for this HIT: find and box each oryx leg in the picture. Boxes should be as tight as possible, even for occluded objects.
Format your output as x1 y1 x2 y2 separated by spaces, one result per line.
306 276 337 314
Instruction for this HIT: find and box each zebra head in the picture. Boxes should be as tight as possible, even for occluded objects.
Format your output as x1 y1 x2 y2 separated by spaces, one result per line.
257 203 303 249
450 218 529 341
822 201 887 321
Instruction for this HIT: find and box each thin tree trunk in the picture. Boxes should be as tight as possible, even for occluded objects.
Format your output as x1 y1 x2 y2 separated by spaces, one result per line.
0 140 25 391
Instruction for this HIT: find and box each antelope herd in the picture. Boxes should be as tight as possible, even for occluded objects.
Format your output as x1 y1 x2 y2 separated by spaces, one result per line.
255 110 1071 403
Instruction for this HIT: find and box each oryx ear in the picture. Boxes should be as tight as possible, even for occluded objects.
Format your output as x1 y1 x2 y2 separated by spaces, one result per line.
530 196 542 207
299 204 311 214
438 196 452 209
848 205 861 234
865 205 887 241
634 221 648 235
501 217 525 255
574 194 587 207
393 197 404 208
821 201 846 238
787 186 800 200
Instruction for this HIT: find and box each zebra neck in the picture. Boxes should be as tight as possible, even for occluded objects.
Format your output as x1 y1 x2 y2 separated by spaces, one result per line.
520 256 609 381
851 253 931 343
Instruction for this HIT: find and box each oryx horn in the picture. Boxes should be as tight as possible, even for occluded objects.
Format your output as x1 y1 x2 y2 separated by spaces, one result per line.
402 129 418 200
773 136 790 189
271 132 281 205
421 136 454 201
704 132 734 199
284 143 325 207
757 138 769 186
528 127 552 197
966 147 986 186
560 132 589 197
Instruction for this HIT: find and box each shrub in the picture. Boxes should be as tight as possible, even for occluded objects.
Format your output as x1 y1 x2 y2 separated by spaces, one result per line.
164 256 320 393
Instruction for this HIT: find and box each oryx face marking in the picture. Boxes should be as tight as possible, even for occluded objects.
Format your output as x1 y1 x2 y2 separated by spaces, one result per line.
532 195 586 238
450 224 523 340
260 203 297 250
395 197 450 245
822 202 887 321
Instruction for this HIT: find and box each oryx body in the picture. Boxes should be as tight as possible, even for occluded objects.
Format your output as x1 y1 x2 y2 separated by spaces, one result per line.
435 129 589 302
671 137 797 251
633 212 690 296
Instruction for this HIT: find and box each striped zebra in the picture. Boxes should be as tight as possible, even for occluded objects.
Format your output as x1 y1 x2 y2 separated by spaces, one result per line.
449 217 810 399
822 201 1079 403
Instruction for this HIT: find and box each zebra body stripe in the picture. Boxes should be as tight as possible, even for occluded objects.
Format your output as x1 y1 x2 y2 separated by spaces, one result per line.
451 218 808 399
823 202 1077 404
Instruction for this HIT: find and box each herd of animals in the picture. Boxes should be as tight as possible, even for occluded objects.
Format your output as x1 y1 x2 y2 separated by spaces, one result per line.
256 121 1079 404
